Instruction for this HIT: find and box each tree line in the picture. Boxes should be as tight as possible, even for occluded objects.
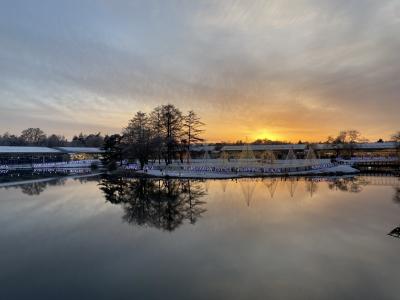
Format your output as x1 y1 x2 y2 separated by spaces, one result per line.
102 104 204 169
0 128 104 147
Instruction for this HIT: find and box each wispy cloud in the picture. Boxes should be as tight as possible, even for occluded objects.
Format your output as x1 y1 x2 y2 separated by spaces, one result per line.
0 0 399 141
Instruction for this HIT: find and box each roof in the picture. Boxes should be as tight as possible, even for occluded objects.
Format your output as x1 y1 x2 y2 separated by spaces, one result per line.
220 142 398 152
189 145 216 152
221 144 306 151
56 147 104 153
312 142 397 150
0 146 61 153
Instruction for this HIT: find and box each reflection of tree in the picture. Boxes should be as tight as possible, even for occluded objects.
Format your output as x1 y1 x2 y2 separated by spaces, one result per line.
20 182 47 195
263 178 279 198
393 187 400 205
285 177 298 198
181 180 207 224
99 176 207 231
388 226 400 238
327 177 368 193
240 179 257 206
19 178 67 196
306 179 318 197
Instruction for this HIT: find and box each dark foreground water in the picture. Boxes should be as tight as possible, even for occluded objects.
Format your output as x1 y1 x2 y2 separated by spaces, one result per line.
0 175 400 300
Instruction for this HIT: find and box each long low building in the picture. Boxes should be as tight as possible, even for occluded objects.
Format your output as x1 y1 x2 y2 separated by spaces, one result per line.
192 142 399 159
0 146 103 165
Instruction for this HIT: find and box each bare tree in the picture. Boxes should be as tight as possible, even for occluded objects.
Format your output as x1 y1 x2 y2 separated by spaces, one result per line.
149 106 164 164
20 128 46 145
157 104 183 165
332 130 366 158
392 131 400 142
183 110 205 163
392 131 400 159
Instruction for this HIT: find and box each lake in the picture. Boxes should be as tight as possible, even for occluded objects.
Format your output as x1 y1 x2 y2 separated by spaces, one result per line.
1 174 400 300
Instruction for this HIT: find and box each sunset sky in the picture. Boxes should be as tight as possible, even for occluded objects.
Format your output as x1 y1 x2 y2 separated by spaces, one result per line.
0 0 399 142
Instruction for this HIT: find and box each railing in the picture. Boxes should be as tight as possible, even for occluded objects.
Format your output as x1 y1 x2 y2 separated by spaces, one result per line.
337 157 399 165
125 160 337 175
33 159 101 169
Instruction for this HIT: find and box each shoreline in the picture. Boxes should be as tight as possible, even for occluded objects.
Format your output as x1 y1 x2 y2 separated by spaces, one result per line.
133 165 360 179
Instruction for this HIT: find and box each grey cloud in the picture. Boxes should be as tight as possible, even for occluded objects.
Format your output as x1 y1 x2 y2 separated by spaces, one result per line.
0 0 399 139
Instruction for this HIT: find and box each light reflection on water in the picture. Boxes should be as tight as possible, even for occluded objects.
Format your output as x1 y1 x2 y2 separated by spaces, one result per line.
0 174 399 300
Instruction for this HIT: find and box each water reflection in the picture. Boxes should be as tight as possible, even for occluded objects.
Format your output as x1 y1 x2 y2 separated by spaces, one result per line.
19 179 67 196
99 176 207 231
388 227 400 238
0 172 98 195
327 176 369 193
394 187 400 205
1 174 400 299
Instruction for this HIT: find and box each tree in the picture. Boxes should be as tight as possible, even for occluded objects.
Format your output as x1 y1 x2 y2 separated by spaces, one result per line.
392 132 400 143
70 132 104 147
331 130 366 158
101 134 123 170
183 110 204 163
123 111 154 169
392 131 400 159
84 133 104 147
20 128 46 145
70 133 85 146
157 104 183 165
326 136 335 144
0 132 25 146
149 106 164 164
347 130 361 144
46 134 67 147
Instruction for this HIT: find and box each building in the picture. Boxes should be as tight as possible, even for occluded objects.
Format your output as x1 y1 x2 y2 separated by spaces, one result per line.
55 147 104 160
192 142 398 159
0 146 104 166
0 146 67 165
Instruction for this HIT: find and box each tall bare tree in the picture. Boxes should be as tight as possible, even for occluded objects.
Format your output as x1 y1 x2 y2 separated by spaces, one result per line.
157 104 183 165
183 110 205 163
149 106 164 164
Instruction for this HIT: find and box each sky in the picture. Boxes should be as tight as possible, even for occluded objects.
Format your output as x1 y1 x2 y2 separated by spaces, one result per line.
0 0 399 142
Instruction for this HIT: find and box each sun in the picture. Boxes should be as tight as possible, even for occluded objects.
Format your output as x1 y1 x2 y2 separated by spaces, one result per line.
251 129 280 142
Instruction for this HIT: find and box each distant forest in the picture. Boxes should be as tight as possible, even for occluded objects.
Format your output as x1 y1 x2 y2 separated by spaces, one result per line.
0 128 104 147
1 124 399 150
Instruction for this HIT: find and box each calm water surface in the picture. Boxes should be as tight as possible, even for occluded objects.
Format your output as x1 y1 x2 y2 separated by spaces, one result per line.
1 175 400 300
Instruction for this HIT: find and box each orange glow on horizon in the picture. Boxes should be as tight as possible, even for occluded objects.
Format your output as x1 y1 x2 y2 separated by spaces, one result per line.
250 129 282 142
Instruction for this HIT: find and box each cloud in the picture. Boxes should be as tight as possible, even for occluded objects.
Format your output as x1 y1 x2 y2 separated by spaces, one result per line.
0 0 399 140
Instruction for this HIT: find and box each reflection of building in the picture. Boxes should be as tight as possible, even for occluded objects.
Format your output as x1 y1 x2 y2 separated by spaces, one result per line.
0 146 103 166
